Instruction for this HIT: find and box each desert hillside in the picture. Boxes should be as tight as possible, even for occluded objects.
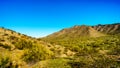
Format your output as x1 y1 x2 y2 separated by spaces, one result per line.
40 23 120 68
0 23 120 68
0 27 74 68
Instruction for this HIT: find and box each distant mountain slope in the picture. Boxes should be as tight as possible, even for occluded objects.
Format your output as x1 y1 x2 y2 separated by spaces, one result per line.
44 23 120 40
92 23 120 34
45 25 105 39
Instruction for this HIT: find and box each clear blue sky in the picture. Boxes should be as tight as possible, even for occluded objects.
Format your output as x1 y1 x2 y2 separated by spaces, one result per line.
0 0 120 37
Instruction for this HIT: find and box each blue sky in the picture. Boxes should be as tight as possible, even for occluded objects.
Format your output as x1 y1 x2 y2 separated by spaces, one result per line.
0 0 120 37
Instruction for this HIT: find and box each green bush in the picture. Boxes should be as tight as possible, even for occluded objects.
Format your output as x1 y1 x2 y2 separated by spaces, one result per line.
0 56 10 68
45 59 71 68
0 50 21 68
14 40 33 50
92 55 120 68
23 44 54 62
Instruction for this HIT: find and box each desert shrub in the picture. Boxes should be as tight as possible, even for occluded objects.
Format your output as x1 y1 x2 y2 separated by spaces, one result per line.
9 36 18 40
67 55 120 68
14 40 33 50
0 39 5 42
0 55 25 68
0 56 10 68
50 48 55 51
3 33 8 36
92 55 120 68
0 57 19 68
0 50 21 68
68 61 88 68
46 59 71 68
0 43 11 50
32 59 71 68
23 44 54 63
67 56 93 68
71 45 80 52
108 45 120 55
11 31 14 34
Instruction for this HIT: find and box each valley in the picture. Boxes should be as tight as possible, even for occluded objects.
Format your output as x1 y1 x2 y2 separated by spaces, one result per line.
0 23 120 68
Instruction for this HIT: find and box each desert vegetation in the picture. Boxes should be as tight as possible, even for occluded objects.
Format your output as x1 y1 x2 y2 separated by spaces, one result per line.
0 23 120 68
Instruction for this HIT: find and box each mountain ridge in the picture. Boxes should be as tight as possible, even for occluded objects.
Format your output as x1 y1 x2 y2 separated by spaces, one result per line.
45 25 105 39
44 23 120 39
92 23 120 34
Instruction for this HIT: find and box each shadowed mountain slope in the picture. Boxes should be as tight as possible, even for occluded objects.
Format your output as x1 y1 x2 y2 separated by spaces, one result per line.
93 23 120 34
